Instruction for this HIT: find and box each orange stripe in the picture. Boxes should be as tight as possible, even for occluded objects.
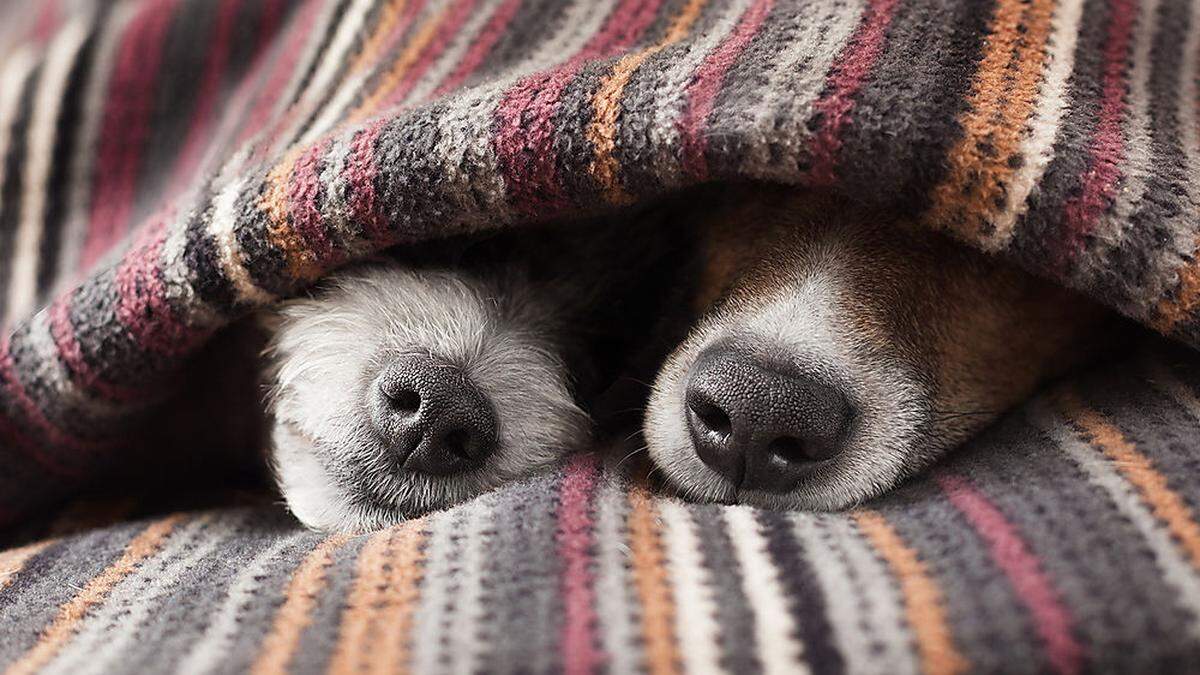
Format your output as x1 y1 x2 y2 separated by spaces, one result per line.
327 519 427 675
925 0 1055 248
1154 254 1200 334
351 3 455 121
627 483 680 675
349 0 409 76
328 529 395 674
853 510 968 675
370 520 428 674
250 534 350 675
0 540 56 593
586 0 708 202
1057 391 1200 570
258 145 313 280
4 515 184 675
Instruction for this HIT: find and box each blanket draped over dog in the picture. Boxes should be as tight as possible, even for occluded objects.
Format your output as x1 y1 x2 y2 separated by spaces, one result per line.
3 0 1200 671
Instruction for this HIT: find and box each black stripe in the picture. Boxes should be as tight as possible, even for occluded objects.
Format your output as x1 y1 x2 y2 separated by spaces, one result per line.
758 510 845 675
691 505 762 673
36 8 109 304
0 61 44 325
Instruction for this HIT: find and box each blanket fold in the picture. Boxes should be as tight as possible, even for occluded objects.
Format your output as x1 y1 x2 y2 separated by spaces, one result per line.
0 0 1198 530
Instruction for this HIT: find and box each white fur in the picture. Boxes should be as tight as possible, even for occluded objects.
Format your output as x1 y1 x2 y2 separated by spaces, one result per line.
266 266 589 533
644 237 928 510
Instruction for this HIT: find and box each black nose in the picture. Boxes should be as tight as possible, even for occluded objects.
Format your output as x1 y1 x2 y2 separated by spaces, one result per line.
370 353 498 475
684 344 853 492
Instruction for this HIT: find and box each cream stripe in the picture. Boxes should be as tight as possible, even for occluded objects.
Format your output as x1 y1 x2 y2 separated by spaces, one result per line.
989 0 1086 249
300 0 438 145
174 532 308 675
51 516 232 675
6 18 91 325
1178 0 1200 214
207 170 276 305
278 0 378 147
593 474 640 675
408 507 463 674
658 500 725 675
55 2 136 280
792 515 919 675
255 0 347 158
444 496 498 675
648 0 752 189
424 0 621 231
1028 397 1200 641
21 310 145 419
1090 0 1160 306
724 506 807 675
742 0 867 180
406 0 507 103
249 533 350 675
0 49 37 321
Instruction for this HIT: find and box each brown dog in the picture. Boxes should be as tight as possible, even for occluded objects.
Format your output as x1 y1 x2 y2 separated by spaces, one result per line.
643 186 1120 510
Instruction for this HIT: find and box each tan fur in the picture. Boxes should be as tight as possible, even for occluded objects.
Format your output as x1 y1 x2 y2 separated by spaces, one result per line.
644 185 1120 508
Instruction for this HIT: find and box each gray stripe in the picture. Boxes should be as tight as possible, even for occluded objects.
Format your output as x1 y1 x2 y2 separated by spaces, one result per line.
0 523 142 663
593 471 642 675
43 516 223 675
477 472 564 673
691 503 761 673
409 506 471 674
790 514 917 675
173 527 310 675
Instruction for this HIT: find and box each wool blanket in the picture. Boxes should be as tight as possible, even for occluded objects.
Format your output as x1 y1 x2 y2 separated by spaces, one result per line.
2 0 1200 671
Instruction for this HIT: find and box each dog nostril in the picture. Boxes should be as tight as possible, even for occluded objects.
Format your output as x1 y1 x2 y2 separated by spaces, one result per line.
689 398 732 437
683 343 854 493
387 389 422 415
767 436 808 464
440 429 471 459
371 353 498 476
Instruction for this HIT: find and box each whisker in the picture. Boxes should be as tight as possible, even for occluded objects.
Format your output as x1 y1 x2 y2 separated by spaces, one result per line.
615 445 649 471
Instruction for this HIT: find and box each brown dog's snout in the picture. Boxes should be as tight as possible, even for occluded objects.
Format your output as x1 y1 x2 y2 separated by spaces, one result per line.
370 354 498 475
684 344 853 493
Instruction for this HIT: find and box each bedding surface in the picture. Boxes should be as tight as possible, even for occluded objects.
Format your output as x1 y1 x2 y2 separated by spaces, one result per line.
2 0 1200 671
4 341 1200 673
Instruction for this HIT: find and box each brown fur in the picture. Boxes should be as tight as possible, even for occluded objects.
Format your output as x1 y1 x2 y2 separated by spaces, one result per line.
643 185 1123 508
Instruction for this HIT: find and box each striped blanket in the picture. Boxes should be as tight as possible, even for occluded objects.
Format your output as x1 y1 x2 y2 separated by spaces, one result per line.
2 0 1200 671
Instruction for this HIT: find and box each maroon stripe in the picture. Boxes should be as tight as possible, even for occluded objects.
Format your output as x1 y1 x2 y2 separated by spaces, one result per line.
380 0 479 109
0 338 102 454
48 297 141 404
29 0 62 44
1056 0 1137 268
679 0 777 181
286 140 338 266
0 397 79 479
80 0 181 269
432 0 524 98
493 0 662 215
805 0 901 187
937 474 1083 675
165 0 245 197
556 454 603 675
113 212 197 357
344 119 389 244
237 0 326 152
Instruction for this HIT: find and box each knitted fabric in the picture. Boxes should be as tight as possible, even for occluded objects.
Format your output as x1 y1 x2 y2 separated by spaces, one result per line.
2 0 1200 671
